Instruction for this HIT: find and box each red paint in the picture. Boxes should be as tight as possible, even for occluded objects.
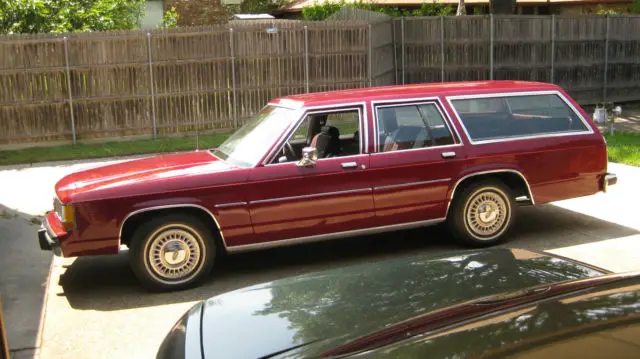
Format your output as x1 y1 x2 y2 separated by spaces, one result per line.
43 81 609 257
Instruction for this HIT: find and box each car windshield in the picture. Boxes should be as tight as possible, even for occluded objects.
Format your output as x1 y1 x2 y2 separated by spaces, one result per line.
211 105 297 167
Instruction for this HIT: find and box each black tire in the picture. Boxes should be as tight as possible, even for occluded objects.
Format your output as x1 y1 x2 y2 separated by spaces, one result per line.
447 179 516 247
129 213 216 292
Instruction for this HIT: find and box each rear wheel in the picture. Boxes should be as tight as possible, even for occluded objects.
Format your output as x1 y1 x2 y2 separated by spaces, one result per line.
129 213 216 292
448 179 515 247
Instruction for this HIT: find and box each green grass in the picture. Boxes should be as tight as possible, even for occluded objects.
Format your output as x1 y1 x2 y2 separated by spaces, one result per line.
605 132 640 167
0 133 231 167
1 130 638 168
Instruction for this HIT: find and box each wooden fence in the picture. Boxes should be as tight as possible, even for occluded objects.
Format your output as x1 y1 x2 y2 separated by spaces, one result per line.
2 15 640 146
395 15 640 105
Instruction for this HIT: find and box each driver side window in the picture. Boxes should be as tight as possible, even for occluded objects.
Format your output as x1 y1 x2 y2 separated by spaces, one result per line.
273 108 362 164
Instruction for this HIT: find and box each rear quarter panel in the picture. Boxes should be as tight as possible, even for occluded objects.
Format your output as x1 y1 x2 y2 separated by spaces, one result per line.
441 90 608 205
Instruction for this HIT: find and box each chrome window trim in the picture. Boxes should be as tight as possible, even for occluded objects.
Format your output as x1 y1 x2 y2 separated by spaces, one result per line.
226 217 446 254
370 97 464 153
445 90 595 145
251 187 371 205
445 169 535 217
374 178 451 191
118 204 228 251
264 153 369 168
214 202 248 208
370 143 463 156
261 102 368 166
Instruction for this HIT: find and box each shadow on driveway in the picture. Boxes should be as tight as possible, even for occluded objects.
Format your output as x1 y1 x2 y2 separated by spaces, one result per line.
0 204 52 353
56 204 638 312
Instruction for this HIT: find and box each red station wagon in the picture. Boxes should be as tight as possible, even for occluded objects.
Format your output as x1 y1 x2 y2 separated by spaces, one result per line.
37 81 618 291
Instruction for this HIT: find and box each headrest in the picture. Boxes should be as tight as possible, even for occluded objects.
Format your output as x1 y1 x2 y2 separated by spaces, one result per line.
378 108 398 133
320 125 340 137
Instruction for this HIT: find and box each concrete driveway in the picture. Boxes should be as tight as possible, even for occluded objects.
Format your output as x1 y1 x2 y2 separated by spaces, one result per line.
0 159 638 359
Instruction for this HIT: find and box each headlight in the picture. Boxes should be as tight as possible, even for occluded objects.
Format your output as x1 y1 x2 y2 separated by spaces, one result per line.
54 197 75 231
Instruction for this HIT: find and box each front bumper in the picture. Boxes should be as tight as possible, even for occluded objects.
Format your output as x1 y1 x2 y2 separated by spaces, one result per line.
603 172 618 192
37 218 63 257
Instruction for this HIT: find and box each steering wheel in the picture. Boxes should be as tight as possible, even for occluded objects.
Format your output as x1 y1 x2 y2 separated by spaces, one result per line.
283 141 296 161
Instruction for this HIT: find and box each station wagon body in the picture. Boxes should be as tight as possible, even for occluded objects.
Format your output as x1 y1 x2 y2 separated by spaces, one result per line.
37 80 618 291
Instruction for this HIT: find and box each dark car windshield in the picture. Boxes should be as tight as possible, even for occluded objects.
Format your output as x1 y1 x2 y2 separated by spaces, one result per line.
212 105 297 167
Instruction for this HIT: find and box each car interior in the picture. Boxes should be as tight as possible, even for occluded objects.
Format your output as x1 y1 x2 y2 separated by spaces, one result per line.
377 104 456 152
453 95 589 141
272 110 361 164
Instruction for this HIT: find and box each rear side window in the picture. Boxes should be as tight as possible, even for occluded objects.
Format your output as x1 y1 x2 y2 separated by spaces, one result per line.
449 94 590 142
377 103 455 152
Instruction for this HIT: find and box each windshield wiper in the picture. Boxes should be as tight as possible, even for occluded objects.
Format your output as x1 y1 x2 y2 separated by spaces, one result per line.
321 271 640 358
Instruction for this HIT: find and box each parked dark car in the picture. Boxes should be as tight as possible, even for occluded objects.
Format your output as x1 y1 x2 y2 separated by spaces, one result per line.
38 80 618 292
156 248 640 359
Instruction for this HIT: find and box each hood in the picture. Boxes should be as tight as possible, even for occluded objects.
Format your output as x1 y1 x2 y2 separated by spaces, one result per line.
197 248 608 359
55 151 235 203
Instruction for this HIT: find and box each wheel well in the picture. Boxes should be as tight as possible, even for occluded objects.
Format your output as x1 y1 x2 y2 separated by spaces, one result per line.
120 207 223 249
451 172 532 205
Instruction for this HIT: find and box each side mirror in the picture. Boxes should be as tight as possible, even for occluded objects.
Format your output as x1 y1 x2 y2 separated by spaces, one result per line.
296 147 318 168
278 155 288 164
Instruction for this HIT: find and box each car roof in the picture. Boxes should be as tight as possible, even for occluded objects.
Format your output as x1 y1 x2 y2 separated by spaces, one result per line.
271 81 561 109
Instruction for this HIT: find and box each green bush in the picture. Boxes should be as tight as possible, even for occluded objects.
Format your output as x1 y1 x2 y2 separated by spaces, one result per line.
0 0 145 34
159 7 179 28
301 0 454 21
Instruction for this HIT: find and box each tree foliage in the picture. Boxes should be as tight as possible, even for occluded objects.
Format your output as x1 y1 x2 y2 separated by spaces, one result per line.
301 0 454 21
0 0 145 34
159 7 179 28
224 0 288 16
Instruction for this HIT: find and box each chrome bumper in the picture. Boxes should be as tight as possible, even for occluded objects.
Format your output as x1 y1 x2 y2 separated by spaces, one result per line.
603 172 617 193
37 220 63 257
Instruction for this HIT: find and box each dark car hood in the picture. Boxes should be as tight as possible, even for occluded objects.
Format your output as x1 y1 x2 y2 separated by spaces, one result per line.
197 248 607 359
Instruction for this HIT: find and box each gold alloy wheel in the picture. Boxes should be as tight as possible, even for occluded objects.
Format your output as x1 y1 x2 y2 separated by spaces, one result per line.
144 224 205 284
464 188 510 240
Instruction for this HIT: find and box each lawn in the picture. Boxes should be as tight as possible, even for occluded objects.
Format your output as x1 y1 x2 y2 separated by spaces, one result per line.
605 132 640 167
0 131 638 167
0 133 231 167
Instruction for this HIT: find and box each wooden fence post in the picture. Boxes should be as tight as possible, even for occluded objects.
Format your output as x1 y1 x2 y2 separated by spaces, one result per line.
489 14 494 80
146 32 157 139
603 15 610 102
401 17 405 85
304 25 310 93
550 15 556 84
0 296 9 359
392 19 398 85
63 37 77 145
368 24 373 87
229 28 237 129
441 16 445 82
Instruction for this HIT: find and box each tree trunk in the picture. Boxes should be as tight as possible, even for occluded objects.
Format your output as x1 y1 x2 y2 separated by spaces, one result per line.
490 0 516 14
457 0 467 16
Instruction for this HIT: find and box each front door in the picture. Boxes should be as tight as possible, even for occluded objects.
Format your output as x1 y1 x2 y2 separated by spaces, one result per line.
245 105 375 246
369 100 466 226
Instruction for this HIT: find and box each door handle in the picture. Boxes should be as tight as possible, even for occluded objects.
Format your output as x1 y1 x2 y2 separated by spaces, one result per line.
441 151 456 159
341 161 358 169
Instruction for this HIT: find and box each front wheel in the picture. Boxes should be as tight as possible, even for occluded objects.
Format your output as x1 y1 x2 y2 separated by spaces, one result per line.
448 179 515 247
129 214 216 292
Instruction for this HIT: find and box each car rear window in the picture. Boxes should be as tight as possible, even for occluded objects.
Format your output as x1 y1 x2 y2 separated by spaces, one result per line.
449 93 591 142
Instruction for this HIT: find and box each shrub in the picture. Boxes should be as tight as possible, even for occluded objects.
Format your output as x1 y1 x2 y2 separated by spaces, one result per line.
0 0 145 34
301 0 454 21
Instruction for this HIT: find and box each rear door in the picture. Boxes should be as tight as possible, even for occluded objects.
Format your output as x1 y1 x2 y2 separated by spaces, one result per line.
369 99 466 226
